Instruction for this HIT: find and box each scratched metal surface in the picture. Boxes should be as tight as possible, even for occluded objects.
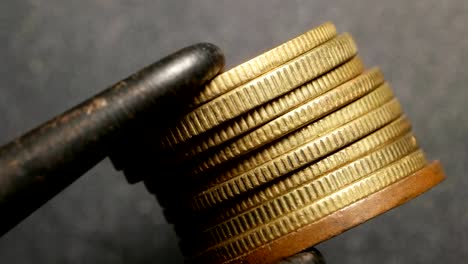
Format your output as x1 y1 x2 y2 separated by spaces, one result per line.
0 1 466 263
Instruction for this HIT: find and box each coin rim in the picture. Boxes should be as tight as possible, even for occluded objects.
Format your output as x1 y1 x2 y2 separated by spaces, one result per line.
200 133 419 246
167 56 364 156
189 98 403 211
201 116 413 229
190 68 384 178
198 81 394 186
167 34 358 144
192 22 337 106
224 161 445 264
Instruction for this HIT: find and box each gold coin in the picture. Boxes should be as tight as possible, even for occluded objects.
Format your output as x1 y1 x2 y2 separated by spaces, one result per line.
192 22 337 107
180 117 412 253
198 133 419 247
160 23 446 264
189 99 403 212
190 151 427 262
205 116 413 228
162 56 364 155
165 34 358 146
190 68 384 177
205 83 395 187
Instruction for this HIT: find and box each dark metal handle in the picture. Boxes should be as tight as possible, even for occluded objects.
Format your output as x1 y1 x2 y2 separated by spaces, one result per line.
0 43 225 236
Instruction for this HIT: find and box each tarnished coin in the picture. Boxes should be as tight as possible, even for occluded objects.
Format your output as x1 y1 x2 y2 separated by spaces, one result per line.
190 151 428 263
190 68 384 177
200 83 395 187
192 22 337 107
164 56 364 157
192 132 419 250
226 161 444 264
204 117 414 228
152 22 446 264
189 98 403 212
165 34 358 146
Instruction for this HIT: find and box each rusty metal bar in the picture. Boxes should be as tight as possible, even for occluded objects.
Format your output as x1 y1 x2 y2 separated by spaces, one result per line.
0 43 224 235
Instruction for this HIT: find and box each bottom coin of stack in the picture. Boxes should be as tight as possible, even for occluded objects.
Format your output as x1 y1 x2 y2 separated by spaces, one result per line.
154 22 446 264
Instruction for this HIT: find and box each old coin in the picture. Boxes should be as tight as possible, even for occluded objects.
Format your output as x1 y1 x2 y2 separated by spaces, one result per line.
163 56 364 156
154 23 446 264
165 34 357 145
190 68 385 177
192 22 337 107
203 161 444 264
201 117 414 228
195 82 395 185
191 133 419 250
189 98 403 211
190 151 428 263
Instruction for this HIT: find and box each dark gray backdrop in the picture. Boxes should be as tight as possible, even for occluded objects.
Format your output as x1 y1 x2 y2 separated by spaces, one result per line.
0 1 466 263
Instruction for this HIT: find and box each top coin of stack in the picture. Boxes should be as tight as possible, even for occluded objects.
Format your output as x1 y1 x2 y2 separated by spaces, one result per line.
156 22 445 264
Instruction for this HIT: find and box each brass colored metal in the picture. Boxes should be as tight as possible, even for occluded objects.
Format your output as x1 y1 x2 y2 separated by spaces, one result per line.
212 161 444 264
167 56 364 158
201 83 395 188
199 117 414 229
190 68 385 177
190 151 429 263
192 22 337 107
188 98 403 211
152 22 446 264
164 34 357 146
189 132 420 252
192 78 393 180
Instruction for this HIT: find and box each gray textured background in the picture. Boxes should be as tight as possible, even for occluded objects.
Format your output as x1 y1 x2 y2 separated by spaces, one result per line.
0 1 466 263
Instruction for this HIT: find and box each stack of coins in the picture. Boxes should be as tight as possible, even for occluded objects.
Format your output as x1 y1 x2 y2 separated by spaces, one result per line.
152 22 445 264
